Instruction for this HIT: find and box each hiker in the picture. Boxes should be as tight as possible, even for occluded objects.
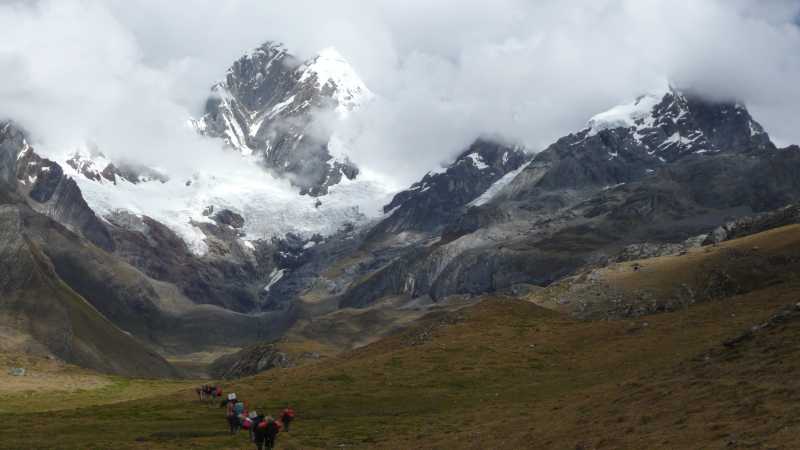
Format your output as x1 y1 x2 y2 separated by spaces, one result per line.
265 416 282 450
207 385 219 405
235 400 248 435
254 415 282 450
195 386 203 402
225 393 241 434
280 405 296 432
244 410 259 442
251 413 268 450
234 399 247 417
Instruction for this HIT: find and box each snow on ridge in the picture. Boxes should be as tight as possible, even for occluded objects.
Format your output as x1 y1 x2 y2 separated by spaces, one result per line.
469 161 530 207
427 166 448 177
264 268 285 292
586 91 665 137
465 152 489 170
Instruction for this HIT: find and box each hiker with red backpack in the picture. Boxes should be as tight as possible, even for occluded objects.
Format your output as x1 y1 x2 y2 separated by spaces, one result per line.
243 410 259 442
280 405 296 432
251 413 267 450
253 415 282 450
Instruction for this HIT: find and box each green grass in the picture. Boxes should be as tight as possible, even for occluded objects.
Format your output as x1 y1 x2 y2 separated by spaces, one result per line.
1 376 195 414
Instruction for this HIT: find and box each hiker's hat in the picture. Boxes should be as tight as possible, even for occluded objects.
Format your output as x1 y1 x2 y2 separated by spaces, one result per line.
228 393 237 400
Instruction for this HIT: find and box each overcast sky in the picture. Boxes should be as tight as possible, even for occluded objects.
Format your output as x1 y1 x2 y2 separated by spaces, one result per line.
0 0 799 185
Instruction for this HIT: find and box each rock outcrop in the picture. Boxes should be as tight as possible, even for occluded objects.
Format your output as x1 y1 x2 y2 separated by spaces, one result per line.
208 343 292 379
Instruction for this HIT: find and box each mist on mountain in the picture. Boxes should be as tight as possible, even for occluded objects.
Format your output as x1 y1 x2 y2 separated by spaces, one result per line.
0 0 798 187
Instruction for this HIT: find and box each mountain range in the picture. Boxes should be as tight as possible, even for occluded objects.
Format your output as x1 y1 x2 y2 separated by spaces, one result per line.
2 41 800 378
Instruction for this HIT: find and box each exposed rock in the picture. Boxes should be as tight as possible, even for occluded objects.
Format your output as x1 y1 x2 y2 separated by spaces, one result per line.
16 149 114 251
108 212 267 313
723 303 800 348
703 204 800 245
374 139 529 235
208 343 293 379
212 208 245 229
613 234 707 262
0 123 114 251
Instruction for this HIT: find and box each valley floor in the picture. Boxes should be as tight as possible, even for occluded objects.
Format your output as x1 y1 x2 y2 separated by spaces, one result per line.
2 227 800 449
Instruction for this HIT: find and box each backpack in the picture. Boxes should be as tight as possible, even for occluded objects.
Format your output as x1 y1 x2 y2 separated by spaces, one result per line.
234 401 245 415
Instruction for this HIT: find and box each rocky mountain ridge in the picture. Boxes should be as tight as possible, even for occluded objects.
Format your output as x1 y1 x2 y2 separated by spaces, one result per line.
313 87 800 310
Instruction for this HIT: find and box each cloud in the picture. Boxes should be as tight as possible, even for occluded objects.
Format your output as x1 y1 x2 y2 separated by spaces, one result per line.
0 0 799 186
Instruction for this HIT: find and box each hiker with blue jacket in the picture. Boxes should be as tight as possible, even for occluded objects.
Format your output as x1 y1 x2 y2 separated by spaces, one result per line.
224 393 242 434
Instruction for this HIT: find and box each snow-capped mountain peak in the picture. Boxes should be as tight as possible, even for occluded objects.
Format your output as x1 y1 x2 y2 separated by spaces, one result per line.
298 46 374 114
578 84 773 162
195 41 372 196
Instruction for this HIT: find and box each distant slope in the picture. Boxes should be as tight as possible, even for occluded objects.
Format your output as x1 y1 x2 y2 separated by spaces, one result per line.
0 204 179 378
532 223 800 319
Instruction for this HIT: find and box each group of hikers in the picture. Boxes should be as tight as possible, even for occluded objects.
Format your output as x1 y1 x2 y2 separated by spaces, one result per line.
195 384 296 450
196 384 223 404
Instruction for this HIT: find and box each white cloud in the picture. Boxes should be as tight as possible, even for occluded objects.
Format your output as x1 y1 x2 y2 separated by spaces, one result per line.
0 0 799 185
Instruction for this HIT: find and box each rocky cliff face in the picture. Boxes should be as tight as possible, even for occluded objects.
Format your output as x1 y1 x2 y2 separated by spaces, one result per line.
0 122 114 251
0 122 22 191
373 139 529 236
703 203 800 245
194 42 371 195
15 147 115 251
208 343 292 379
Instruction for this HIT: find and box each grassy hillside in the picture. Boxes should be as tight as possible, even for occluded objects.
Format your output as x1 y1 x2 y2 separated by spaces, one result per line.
1 226 799 449
0 353 194 415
